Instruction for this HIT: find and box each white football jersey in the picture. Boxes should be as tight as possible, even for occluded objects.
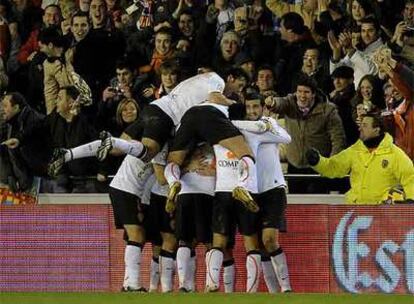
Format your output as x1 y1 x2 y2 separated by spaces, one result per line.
151 180 168 197
213 144 242 193
110 155 154 198
180 144 215 196
255 117 291 193
214 117 291 193
257 144 286 193
152 72 225 126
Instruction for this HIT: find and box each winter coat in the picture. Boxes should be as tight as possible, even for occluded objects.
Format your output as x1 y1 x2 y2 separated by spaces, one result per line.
313 133 414 204
272 93 346 168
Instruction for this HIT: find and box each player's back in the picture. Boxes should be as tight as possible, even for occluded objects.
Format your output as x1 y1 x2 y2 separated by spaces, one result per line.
110 155 154 196
152 72 225 125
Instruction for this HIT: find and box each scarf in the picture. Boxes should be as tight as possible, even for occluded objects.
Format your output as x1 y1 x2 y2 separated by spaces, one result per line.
363 133 385 149
139 49 175 74
137 0 154 30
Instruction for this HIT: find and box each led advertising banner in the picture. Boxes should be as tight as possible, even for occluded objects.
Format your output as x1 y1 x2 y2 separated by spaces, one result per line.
329 206 414 294
0 204 413 293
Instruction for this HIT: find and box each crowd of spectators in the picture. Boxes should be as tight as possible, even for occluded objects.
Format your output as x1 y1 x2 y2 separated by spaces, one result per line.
0 0 413 195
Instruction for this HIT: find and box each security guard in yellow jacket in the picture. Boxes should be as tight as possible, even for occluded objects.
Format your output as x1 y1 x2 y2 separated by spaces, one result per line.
306 113 414 205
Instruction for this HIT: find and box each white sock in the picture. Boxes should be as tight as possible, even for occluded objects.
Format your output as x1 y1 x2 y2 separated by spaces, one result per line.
160 251 175 292
246 252 261 293
223 259 235 293
237 156 257 192
123 265 129 289
112 138 145 158
164 162 181 186
262 259 278 293
176 246 191 289
205 250 211 286
124 243 142 289
149 257 160 292
271 248 292 292
186 254 196 291
68 140 101 161
205 248 223 291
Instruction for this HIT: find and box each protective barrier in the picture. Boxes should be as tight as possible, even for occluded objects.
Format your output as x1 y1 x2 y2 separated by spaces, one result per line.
0 204 413 293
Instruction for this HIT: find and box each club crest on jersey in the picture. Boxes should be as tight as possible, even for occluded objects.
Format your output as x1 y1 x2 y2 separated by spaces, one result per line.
226 151 237 159
382 159 389 169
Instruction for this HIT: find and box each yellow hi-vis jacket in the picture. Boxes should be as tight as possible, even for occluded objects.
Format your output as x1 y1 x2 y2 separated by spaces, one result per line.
313 133 414 205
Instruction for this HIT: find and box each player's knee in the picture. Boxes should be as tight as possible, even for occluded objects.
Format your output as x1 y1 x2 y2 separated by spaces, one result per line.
243 234 259 252
162 233 177 252
262 236 276 251
212 233 227 250
262 231 278 252
124 225 145 243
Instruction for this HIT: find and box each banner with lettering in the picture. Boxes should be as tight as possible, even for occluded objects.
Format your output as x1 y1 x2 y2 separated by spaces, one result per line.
329 206 414 294
0 204 413 292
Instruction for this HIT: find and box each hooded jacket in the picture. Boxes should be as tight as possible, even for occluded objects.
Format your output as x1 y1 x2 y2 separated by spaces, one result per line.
313 133 414 204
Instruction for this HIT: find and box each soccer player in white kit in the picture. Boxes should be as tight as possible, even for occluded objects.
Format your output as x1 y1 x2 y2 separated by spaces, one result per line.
147 144 177 293
205 101 292 293
173 143 216 293
96 69 235 162
47 70 229 176
108 153 155 292
245 93 293 293
164 99 288 292
96 68 258 208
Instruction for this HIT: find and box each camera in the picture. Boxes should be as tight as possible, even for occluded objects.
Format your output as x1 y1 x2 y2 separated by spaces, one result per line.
405 26 414 37
109 85 125 96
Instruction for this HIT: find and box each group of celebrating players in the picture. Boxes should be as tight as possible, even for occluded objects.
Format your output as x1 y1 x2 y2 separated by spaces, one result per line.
48 67 292 293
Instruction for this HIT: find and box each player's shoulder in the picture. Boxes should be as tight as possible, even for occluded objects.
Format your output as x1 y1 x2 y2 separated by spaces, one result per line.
200 72 224 82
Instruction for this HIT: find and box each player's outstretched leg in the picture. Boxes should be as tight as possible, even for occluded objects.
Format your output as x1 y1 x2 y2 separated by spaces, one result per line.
48 148 70 177
97 131 113 161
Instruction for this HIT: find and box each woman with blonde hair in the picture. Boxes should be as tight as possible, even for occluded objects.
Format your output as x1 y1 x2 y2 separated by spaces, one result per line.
115 97 140 132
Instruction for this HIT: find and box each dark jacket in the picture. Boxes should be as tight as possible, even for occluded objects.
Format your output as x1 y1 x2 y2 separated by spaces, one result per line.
47 110 98 176
5 105 52 180
270 31 315 95
330 84 359 146
73 28 126 102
